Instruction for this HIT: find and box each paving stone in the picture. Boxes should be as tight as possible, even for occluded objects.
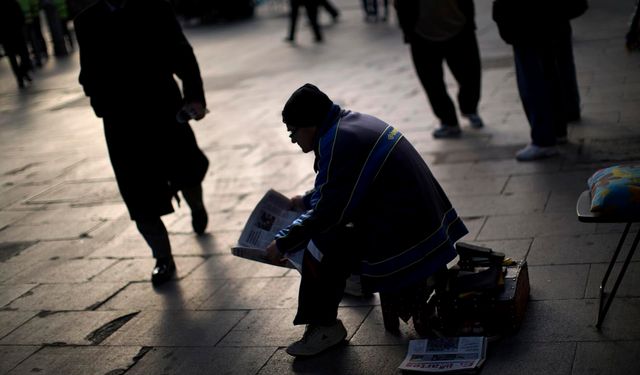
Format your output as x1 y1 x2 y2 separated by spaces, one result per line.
0 211 30 230
169 231 241 256
196 276 299 310
24 179 121 206
474 238 532 261
0 184 50 210
91 256 205 283
15 204 126 225
0 262 35 283
168 210 250 233
451 192 548 217
87 227 150 259
4 239 99 263
186 254 291 281
103 310 246 347
126 347 275 375
527 233 628 265
219 307 370 347
0 220 104 242
528 264 590 300
573 341 640 375
545 191 584 214
6 259 117 284
585 262 640 299
517 299 640 342
258 345 408 375
479 213 594 240
481 340 575 375
0 284 36 308
349 306 420 346
7 346 142 375
99 279 225 311
0 311 36 339
6 282 125 311
0 241 36 262
0 311 133 345
0 346 40 374
459 216 485 241
439 176 509 197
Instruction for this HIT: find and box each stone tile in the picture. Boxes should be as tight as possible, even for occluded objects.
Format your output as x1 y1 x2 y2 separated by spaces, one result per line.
219 307 370 347
517 299 640 342
451 192 548 217
0 184 50 210
168 231 241 256
439 176 509 197
481 340 575 375
0 211 30 230
186 254 290 280
0 220 105 242
504 171 593 193
350 306 421 346
545 191 584 214
15 204 126 225
0 284 36 307
585 262 640 299
528 264 590 300
99 279 225 311
6 259 117 284
0 241 36 262
7 346 142 375
465 159 562 178
126 347 275 375
572 341 640 375
428 163 474 182
479 214 594 241
459 216 485 241
258 345 408 375
168 210 249 233
6 282 125 311
0 346 40 374
91 257 205 283
0 262 33 283
102 310 246 347
87 229 150 259
0 311 132 345
0 311 36 339
25 179 121 206
528 233 625 265
196 276 299 310
5 239 98 263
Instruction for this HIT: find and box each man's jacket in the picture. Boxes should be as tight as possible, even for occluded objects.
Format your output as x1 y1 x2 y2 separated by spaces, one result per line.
276 106 468 293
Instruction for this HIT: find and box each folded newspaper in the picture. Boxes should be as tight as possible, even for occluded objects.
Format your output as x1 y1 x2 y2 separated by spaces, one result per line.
398 337 487 373
232 189 306 271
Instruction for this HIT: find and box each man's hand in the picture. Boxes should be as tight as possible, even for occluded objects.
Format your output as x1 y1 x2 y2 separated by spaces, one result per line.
265 240 288 267
290 195 307 211
179 101 207 121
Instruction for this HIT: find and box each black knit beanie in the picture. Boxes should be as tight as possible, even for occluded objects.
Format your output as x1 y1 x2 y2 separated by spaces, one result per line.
282 83 333 128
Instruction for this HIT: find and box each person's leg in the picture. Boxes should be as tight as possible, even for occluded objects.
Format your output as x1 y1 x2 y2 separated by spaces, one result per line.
304 0 323 42
556 23 581 122
6 52 24 88
287 0 299 41
445 28 482 119
182 185 208 235
320 0 339 19
410 38 460 137
136 217 176 285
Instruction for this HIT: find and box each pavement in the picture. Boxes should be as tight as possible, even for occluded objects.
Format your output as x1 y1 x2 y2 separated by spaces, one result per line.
1 0 639 374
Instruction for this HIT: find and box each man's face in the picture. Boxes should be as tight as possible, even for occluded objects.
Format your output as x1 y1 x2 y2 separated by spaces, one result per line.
287 125 316 153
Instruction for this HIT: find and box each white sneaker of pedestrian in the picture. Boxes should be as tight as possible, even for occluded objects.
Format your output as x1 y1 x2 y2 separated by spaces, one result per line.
285 319 347 357
515 144 559 161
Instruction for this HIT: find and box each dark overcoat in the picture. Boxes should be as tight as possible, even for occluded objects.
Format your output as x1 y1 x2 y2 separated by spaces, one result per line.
75 0 209 220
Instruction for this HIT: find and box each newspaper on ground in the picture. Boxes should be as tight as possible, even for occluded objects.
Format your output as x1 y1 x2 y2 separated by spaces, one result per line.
398 336 487 373
231 189 307 271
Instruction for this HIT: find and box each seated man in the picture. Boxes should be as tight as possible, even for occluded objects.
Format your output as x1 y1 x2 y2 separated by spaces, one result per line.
266 84 468 357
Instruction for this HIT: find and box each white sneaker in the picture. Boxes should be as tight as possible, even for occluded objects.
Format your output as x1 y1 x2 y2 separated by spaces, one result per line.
515 144 558 161
285 319 347 357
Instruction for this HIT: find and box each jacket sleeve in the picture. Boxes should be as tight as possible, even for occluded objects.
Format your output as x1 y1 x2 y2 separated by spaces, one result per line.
394 0 418 43
160 1 206 106
275 126 367 253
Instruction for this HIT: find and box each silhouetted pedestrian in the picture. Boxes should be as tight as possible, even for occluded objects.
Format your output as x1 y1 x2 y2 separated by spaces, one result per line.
1 0 33 88
362 0 388 22
396 0 483 138
319 0 339 22
286 0 323 43
493 0 586 161
75 0 210 285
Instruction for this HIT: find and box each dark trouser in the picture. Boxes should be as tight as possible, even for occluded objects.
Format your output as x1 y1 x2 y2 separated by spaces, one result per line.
319 0 339 18
288 0 322 41
135 185 204 259
513 27 576 146
410 27 482 127
294 228 362 325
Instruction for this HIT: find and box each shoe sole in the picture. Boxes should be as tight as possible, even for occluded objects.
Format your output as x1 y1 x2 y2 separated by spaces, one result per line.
285 330 347 357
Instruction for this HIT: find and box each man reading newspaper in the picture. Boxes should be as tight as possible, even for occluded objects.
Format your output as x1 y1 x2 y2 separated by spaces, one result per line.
265 84 468 357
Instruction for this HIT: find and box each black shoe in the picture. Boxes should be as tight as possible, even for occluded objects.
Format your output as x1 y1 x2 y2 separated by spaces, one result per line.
192 208 208 235
151 257 176 286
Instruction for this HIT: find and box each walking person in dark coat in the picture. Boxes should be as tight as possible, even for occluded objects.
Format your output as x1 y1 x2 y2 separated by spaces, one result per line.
75 0 210 285
0 0 33 89
286 0 323 43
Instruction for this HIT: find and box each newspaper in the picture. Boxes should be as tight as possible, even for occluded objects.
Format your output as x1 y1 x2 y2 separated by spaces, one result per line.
398 337 487 373
231 189 306 271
